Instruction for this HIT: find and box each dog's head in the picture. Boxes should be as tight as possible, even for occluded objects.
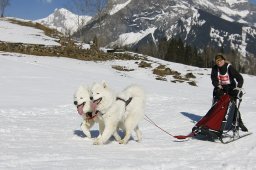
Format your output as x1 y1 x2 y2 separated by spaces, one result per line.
73 85 92 117
91 81 114 112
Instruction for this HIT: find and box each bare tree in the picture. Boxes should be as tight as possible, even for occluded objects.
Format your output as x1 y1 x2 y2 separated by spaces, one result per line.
0 0 10 17
93 0 109 46
70 0 92 47
70 0 110 48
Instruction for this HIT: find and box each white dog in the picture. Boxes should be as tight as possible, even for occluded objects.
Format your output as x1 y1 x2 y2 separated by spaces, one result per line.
91 81 145 145
73 85 104 138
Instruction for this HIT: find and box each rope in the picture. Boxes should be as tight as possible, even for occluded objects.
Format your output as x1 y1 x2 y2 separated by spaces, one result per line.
144 114 175 138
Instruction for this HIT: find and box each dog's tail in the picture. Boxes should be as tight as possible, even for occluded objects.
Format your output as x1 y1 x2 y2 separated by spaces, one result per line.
119 85 145 101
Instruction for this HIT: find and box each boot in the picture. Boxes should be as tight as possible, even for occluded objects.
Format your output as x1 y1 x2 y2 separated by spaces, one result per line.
239 123 248 132
238 114 248 132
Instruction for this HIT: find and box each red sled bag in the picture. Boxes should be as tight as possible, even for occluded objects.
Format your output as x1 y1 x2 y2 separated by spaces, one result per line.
175 93 250 143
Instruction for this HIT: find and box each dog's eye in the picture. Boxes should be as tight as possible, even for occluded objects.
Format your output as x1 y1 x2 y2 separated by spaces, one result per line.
80 97 83 99
97 93 99 95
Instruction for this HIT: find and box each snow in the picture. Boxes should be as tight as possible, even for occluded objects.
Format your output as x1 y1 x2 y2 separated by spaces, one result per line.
194 0 250 23
220 14 235 22
1 18 256 170
1 51 256 170
109 0 132 15
217 6 250 18
226 0 248 6
110 27 157 46
194 0 216 10
210 27 225 46
0 19 60 46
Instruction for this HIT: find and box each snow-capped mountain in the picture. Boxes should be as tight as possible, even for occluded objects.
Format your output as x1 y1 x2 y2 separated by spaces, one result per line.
75 0 256 58
35 8 92 35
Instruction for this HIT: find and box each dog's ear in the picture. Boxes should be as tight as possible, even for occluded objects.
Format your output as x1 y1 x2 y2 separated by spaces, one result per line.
102 80 108 88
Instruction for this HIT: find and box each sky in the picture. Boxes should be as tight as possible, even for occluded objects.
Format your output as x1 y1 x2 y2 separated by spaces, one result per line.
0 19 256 169
5 0 75 20
4 0 256 20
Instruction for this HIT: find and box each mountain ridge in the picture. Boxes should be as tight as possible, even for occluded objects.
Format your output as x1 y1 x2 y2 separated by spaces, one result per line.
35 8 92 35
74 0 256 59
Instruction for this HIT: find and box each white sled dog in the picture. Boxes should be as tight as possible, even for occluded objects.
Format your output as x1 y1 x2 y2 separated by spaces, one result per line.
91 81 145 145
73 85 104 138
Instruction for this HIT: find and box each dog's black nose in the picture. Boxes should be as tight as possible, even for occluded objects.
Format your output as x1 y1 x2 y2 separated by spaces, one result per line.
90 97 93 100
74 101 78 105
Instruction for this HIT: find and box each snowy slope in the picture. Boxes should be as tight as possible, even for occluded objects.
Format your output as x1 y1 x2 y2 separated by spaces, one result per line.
0 18 60 46
109 0 132 15
0 17 256 170
1 51 256 170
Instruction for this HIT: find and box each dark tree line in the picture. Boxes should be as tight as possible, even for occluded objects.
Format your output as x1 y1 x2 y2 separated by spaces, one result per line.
156 37 256 74
163 38 203 67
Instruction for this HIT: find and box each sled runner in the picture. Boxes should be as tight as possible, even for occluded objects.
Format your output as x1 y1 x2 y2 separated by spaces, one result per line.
175 93 252 143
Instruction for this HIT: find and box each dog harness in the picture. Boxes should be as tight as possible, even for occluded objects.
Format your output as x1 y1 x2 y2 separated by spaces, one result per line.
93 97 133 116
218 64 231 85
116 97 133 107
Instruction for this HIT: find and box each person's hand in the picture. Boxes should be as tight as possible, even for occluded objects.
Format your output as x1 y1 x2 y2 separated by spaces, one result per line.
192 126 199 133
233 87 243 99
234 87 242 91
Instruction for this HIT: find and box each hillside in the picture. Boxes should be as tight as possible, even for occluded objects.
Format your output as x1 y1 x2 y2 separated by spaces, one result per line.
0 18 136 61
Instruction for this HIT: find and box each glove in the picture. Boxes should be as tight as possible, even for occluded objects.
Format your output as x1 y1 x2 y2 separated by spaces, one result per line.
192 126 199 133
214 87 224 100
233 87 243 99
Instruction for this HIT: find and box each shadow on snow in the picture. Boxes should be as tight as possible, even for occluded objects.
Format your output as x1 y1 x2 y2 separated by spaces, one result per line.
180 112 202 123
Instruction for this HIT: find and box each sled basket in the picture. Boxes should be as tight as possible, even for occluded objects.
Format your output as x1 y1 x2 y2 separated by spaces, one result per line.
192 94 250 143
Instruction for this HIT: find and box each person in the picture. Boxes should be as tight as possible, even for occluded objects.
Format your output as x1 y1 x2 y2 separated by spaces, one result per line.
211 54 243 102
211 53 248 132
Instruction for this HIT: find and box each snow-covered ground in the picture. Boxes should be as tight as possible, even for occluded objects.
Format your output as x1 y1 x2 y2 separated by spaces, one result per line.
0 19 60 46
0 18 256 170
1 52 256 169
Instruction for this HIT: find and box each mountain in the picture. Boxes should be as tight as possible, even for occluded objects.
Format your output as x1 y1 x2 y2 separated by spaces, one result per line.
75 0 256 61
35 8 92 35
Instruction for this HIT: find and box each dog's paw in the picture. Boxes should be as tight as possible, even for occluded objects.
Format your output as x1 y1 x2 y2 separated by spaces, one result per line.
119 139 128 144
82 131 91 138
116 139 122 144
93 138 103 145
81 127 91 138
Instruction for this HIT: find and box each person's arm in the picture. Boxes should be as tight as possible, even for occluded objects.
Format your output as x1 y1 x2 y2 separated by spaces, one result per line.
229 66 244 88
211 66 219 88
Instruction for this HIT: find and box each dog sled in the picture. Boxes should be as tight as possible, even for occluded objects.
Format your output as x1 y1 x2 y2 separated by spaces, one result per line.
175 92 252 144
